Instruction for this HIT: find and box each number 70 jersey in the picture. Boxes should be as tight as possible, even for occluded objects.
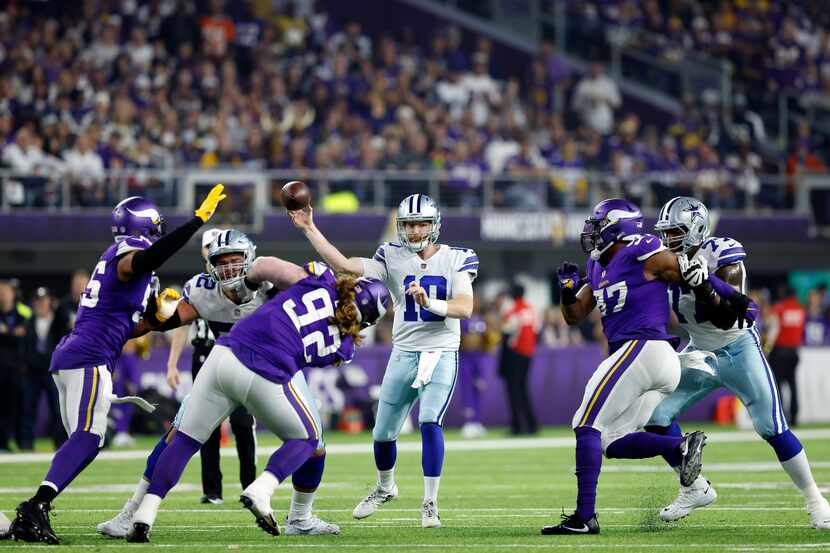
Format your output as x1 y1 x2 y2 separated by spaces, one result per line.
362 243 479 352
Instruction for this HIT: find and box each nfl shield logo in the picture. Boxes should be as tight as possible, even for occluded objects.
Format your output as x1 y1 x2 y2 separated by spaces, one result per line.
421 263 427 269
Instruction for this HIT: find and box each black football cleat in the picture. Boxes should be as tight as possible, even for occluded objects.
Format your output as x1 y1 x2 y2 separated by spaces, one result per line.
541 511 600 535
679 431 707 487
10 500 59 545
126 522 151 543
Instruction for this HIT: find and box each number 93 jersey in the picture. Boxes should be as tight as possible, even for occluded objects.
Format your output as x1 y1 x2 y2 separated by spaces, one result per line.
362 243 478 352
671 236 748 351
586 234 673 348
217 262 355 385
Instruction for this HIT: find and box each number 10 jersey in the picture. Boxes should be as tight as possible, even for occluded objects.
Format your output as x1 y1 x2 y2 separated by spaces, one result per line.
362 243 479 352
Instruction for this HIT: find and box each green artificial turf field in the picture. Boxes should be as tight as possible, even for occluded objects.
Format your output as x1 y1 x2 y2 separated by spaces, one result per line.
1 425 829 552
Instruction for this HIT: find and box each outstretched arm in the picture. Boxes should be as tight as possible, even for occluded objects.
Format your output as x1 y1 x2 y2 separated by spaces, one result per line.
288 207 365 276
117 184 227 281
245 256 309 290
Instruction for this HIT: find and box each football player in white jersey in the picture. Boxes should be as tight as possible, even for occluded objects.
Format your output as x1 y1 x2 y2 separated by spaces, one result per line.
290 193 476 528
645 197 830 529
97 229 339 538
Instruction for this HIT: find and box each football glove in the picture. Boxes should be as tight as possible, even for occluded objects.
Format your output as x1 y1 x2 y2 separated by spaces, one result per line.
194 184 227 223
678 254 708 289
154 288 182 324
557 262 583 305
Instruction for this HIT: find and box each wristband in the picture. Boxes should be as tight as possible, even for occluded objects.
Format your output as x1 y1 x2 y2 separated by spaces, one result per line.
561 286 579 306
424 298 448 317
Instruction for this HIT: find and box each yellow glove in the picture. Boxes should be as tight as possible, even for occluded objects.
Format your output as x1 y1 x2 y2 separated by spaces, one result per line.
155 288 182 324
195 183 227 223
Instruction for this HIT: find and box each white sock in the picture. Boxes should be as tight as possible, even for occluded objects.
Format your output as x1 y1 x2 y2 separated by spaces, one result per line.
378 469 395 491
781 450 823 503
128 478 149 508
424 476 440 503
289 490 315 521
133 494 162 526
250 471 280 497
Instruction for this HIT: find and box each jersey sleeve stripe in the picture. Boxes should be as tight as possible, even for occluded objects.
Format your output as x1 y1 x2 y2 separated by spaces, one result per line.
720 247 745 257
717 254 746 267
458 262 479 272
636 244 666 261
373 254 387 265
463 255 479 264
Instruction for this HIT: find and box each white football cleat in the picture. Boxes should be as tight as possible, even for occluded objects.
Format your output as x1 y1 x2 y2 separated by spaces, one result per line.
112 432 136 447
808 497 830 529
97 501 138 538
0 511 11 540
660 477 717 522
240 489 279 536
352 484 399 519
421 500 441 528
284 516 340 535
461 422 487 439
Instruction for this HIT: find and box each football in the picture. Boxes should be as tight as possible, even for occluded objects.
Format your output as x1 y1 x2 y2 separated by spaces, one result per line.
280 180 311 211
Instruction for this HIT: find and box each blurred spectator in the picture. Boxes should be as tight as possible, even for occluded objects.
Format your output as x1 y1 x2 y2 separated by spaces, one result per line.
767 288 806 426
804 288 830 346
58 269 89 330
0 280 28 451
498 284 539 435
19 288 68 450
541 306 583 347
64 133 106 206
571 63 621 135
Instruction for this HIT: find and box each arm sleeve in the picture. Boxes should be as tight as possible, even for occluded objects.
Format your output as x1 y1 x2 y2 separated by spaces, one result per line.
633 234 666 261
452 270 473 297
130 217 203 274
361 245 388 280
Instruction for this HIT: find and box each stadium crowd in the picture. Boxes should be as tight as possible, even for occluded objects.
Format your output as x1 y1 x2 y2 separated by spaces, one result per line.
0 0 820 212
1 266 829 450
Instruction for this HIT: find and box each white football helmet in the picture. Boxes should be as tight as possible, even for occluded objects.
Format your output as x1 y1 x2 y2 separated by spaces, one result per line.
207 229 257 296
396 194 441 252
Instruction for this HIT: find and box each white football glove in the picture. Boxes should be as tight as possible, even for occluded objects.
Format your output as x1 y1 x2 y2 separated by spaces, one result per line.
678 254 708 288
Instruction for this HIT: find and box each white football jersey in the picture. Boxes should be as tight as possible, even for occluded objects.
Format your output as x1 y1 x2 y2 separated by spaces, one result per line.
182 273 274 339
671 236 748 351
362 243 478 351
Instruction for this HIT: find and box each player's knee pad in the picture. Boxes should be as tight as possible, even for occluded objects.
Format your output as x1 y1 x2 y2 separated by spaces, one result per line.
372 423 398 443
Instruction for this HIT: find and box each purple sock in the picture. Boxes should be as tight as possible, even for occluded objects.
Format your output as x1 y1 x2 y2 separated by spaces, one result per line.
374 440 397 471
292 454 325 490
461 356 482 423
645 421 684 467
265 439 316 482
420 423 444 477
143 434 169 480
605 432 684 460
43 431 100 494
574 426 602 520
147 432 202 498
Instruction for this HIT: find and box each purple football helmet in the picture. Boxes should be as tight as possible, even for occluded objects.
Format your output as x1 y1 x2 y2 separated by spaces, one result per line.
353 278 391 328
580 198 644 257
111 196 165 242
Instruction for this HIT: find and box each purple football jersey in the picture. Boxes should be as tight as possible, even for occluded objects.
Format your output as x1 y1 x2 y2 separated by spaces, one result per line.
586 234 672 350
51 237 155 371
217 263 355 385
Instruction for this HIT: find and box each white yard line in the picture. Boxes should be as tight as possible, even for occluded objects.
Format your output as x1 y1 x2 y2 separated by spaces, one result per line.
2 428 830 465
0 543 827 550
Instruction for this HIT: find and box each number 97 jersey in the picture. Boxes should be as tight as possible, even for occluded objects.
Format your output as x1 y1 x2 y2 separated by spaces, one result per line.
362 243 478 352
586 234 673 347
